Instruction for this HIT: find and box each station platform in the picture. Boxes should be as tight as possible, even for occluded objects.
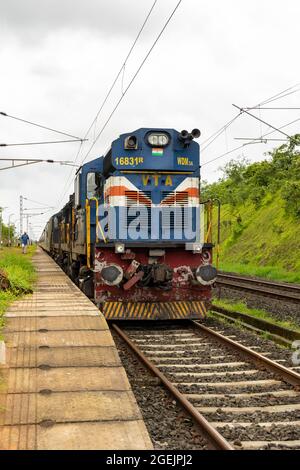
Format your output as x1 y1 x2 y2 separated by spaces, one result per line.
0 248 152 450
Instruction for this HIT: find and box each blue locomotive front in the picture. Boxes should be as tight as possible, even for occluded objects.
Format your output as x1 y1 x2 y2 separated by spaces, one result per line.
40 127 218 320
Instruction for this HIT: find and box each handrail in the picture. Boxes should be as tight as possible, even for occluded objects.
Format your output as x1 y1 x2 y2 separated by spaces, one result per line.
88 197 99 243
85 197 107 268
85 199 91 268
213 198 221 270
88 196 107 244
200 198 221 269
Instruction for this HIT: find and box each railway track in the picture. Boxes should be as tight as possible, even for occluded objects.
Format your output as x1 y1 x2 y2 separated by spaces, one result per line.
211 305 300 347
216 272 300 304
113 320 300 450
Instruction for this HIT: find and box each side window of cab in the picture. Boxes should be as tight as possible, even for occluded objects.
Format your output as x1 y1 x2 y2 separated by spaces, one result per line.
74 173 81 208
87 172 103 199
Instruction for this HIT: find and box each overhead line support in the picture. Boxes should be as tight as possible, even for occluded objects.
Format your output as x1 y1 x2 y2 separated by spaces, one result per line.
232 104 299 146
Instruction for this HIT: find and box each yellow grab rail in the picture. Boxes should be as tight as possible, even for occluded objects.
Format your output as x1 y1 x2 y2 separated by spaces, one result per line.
85 199 91 268
200 198 221 270
85 197 107 268
89 196 107 244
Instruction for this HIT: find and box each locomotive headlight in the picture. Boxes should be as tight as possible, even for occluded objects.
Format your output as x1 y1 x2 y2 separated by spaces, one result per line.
147 132 169 147
115 242 125 254
100 264 124 286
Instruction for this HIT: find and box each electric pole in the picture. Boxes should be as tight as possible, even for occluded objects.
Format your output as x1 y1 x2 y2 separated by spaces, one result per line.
8 213 14 246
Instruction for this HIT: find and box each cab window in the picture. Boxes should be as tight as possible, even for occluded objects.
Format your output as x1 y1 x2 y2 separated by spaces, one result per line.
87 172 102 199
75 174 80 207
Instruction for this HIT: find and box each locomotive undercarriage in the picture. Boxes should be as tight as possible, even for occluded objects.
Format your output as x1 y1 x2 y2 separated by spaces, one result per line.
50 243 216 320
46 243 216 318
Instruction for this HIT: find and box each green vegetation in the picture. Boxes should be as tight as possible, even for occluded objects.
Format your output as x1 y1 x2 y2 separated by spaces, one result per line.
207 308 246 333
0 246 36 337
202 136 300 282
0 213 15 246
212 298 300 333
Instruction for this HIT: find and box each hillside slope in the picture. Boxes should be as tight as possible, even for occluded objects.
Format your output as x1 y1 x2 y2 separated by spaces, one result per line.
218 193 300 282
203 137 300 282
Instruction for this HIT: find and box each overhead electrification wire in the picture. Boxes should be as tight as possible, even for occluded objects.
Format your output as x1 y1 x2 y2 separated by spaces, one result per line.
56 0 159 208
56 0 183 208
0 138 87 147
23 197 54 208
0 158 79 171
23 207 54 211
79 0 159 147
245 107 300 110
202 88 300 167
201 113 242 151
201 142 261 167
80 0 183 167
235 116 300 143
201 83 300 152
0 111 84 140
261 116 300 138
201 83 300 153
259 88 300 107
253 83 300 107
202 116 300 168
232 104 299 145
235 138 288 142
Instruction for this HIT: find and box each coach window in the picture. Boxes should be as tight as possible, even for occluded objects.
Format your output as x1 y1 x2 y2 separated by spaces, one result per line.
87 172 102 199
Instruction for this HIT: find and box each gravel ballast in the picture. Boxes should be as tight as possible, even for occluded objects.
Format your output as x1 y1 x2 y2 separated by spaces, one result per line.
112 330 209 450
214 286 300 326
112 321 300 450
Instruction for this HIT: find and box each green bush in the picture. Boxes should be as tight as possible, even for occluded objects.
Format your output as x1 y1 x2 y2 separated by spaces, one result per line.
202 136 300 281
0 247 36 337
0 252 36 293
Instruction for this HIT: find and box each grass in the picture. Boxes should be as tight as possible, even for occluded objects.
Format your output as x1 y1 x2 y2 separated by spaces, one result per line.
0 246 36 338
214 193 300 283
207 308 246 333
212 298 300 333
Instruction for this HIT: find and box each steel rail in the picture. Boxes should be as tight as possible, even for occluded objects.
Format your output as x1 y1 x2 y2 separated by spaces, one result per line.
216 275 300 303
218 272 300 292
211 305 300 345
112 323 234 451
192 321 300 387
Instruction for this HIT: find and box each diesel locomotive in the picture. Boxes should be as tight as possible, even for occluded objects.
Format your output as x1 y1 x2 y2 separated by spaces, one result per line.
40 127 218 320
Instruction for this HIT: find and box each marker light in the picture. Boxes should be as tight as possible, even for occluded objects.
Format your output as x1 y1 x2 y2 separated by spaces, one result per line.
185 242 203 253
147 133 169 147
115 242 125 253
124 135 138 149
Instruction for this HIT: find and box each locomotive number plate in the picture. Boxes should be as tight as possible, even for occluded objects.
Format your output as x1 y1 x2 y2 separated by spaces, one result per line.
115 157 144 166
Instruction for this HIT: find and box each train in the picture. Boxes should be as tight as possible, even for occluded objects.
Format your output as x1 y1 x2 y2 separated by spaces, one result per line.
40 127 219 320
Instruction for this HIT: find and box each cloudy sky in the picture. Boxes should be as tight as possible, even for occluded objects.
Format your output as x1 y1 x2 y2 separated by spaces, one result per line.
0 0 299 239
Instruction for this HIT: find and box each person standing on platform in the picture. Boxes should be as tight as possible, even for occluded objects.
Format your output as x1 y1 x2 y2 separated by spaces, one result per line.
20 232 29 254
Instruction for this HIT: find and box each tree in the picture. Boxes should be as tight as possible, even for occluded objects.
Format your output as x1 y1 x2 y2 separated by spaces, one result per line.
201 135 300 218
